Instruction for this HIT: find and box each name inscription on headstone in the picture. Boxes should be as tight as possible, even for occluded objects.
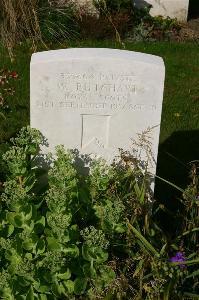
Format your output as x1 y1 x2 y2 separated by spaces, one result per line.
31 48 165 180
36 72 156 111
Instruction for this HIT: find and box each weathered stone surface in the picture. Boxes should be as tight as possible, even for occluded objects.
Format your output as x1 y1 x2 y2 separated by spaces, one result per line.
134 0 189 22
30 48 165 178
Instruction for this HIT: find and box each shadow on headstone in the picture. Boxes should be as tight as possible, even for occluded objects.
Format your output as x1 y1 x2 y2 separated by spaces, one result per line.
71 149 92 176
154 129 199 234
31 133 51 194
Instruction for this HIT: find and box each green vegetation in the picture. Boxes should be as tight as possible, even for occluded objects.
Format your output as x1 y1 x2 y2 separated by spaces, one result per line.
0 127 199 299
0 41 198 191
0 0 78 59
0 0 198 297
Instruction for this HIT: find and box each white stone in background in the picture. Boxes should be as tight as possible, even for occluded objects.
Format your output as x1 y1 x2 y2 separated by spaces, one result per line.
30 48 165 180
56 0 189 21
134 0 189 22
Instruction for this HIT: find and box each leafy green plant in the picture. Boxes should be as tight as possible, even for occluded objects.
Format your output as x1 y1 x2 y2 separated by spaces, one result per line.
94 0 134 13
0 127 119 299
0 126 198 299
125 165 199 300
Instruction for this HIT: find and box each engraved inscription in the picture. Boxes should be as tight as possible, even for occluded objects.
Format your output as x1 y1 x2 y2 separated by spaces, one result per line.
57 72 143 103
36 100 157 111
58 82 137 94
37 72 155 112
81 115 111 150
60 72 135 81
62 93 129 102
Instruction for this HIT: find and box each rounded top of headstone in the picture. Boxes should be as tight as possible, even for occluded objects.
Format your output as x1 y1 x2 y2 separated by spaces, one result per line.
31 48 164 67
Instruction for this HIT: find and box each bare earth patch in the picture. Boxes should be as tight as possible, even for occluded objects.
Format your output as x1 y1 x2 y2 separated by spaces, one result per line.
179 18 199 40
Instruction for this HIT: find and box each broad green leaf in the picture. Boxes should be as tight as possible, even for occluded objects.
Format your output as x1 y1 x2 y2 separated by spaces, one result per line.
22 239 34 251
36 285 50 293
62 245 79 257
69 224 79 241
22 204 32 220
52 282 63 296
17 276 30 287
82 244 108 263
14 214 24 227
83 263 97 278
95 248 108 264
94 266 115 289
24 220 35 233
61 229 70 243
28 144 38 155
43 272 53 283
74 277 87 295
36 239 45 255
115 224 126 233
62 280 74 294
51 283 60 299
26 286 34 300
5 249 20 264
25 253 33 260
57 268 71 280
44 228 51 236
127 221 159 257
99 266 115 285
7 202 21 212
8 263 17 275
15 296 26 300
38 295 47 300
47 237 61 251
6 212 16 226
82 244 95 261
7 224 15 237
34 216 45 234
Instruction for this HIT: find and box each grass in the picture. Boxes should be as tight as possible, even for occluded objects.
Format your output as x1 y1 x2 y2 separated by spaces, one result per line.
0 40 199 205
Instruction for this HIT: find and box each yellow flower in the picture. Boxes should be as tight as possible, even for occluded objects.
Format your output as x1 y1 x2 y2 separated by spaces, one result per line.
174 112 181 117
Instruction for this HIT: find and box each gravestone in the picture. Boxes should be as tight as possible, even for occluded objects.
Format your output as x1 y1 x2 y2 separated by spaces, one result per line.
134 0 189 22
30 48 165 179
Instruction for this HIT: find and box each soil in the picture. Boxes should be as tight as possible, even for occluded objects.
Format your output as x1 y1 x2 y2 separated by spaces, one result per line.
179 18 199 41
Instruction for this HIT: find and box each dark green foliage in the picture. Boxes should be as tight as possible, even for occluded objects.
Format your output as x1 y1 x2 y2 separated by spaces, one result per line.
0 127 122 299
37 1 78 43
0 127 199 299
94 0 134 13
0 0 79 59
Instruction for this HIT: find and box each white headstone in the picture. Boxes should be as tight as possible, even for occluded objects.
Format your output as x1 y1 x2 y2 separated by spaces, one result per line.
134 0 189 22
30 48 165 178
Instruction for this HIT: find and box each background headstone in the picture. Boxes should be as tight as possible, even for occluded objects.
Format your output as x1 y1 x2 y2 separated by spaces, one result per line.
134 0 189 22
31 48 165 177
